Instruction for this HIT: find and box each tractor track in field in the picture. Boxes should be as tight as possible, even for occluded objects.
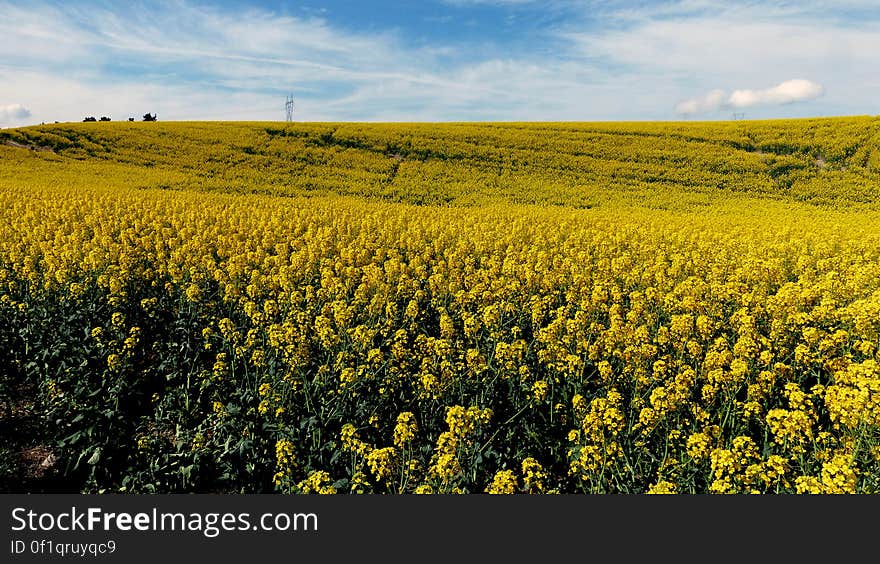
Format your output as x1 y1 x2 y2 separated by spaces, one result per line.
3 139 56 153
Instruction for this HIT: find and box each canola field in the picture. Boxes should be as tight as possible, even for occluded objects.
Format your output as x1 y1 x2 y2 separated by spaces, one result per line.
1 117 879 494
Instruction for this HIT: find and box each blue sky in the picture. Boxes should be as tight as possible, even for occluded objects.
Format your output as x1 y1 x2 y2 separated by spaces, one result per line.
2 0 879 124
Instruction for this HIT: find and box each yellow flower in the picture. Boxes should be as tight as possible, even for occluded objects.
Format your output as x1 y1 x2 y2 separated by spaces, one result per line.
521 458 548 493
297 471 337 494
393 412 418 448
485 470 518 494
107 353 121 371
185 283 202 302
366 447 397 481
686 433 712 461
646 480 677 494
531 380 550 403
212 401 227 417
340 424 372 456
271 439 297 488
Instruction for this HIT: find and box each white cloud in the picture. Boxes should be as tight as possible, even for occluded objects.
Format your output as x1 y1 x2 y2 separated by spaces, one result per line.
674 89 726 115
675 80 824 115
728 79 824 108
0 103 31 124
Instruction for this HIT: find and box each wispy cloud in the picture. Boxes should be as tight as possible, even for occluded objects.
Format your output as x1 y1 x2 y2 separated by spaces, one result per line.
0 0 877 123
0 0 437 122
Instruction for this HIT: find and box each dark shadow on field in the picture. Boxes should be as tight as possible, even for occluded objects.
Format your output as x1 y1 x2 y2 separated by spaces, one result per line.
0 383 78 493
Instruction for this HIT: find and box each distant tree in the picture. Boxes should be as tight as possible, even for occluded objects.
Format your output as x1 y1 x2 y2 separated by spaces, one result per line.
143 113 157 122
128 117 135 122
100 116 111 122
83 116 97 122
